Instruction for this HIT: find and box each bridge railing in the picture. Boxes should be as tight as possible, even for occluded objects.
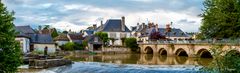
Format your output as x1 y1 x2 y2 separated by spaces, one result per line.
138 39 240 44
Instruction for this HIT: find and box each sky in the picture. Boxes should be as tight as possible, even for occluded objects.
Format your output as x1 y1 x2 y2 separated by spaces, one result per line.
2 0 204 32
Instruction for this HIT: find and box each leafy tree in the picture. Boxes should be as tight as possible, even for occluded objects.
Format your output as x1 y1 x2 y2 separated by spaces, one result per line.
199 0 240 39
62 30 68 34
124 38 139 52
43 25 50 29
0 1 22 72
149 31 166 41
202 45 240 73
95 32 109 46
51 28 58 38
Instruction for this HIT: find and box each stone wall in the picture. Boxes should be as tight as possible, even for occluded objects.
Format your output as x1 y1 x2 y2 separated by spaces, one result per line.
102 47 131 54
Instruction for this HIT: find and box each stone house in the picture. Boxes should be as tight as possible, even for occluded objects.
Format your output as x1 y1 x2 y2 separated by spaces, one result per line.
97 16 131 46
84 35 102 51
15 26 57 53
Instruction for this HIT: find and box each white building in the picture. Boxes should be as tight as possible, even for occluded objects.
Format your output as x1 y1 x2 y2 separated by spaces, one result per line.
15 33 30 54
97 16 131 46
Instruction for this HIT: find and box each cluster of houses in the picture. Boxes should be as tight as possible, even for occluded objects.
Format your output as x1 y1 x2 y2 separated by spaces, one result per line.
15 16 191 54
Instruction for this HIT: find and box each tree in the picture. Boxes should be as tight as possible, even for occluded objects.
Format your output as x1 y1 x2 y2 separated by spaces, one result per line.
202 45 240 73
124 38 139 52
0 1 22 72
95 32 109 46
149 31 166 41
199 0 240 39
51 28 58 38
43 25 50 29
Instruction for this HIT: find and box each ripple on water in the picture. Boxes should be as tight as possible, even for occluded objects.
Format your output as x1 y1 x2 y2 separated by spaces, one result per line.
34 62 202 73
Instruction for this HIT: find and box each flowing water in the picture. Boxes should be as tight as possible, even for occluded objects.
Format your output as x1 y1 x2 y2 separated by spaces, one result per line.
18 54 212 73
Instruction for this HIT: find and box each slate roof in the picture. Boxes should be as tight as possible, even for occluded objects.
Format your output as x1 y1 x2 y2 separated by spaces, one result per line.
98 19 131 32
15 26 35 34
30 34 55 44
84 30 95 35
158 28 189 37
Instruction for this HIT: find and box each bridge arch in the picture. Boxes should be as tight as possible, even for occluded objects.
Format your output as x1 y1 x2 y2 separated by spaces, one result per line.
145 46 153 54
175 48 188 57
158 48 167 56
197 49 212 58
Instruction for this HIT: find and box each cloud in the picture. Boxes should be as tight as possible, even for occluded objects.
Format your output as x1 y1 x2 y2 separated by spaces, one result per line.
2 0 204 32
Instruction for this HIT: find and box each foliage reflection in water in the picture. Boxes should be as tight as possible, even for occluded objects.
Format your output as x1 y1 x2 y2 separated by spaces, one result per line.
64 54 213 66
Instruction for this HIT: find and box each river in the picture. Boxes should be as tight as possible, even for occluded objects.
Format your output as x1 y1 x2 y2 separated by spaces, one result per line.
18 54 212 73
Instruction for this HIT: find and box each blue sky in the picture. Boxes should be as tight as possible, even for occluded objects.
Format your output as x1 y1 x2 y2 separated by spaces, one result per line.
2 0 204 32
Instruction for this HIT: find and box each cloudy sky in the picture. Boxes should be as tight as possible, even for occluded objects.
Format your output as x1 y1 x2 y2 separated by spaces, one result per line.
2 0 204 32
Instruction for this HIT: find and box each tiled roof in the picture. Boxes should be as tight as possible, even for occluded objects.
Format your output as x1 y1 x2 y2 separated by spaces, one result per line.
15 26 35 34
54 34 69 41
98 19 131 32
68 34 83 40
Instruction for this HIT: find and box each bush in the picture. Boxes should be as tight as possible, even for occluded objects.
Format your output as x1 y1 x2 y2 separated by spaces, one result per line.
60 42 85 51
124 38 139 52
202 45 240 73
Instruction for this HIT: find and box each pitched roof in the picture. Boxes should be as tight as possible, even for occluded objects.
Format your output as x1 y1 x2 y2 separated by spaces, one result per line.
68 34 83 40
98 19 131 32
54 34 69 41
30 34 54 44
158 28 189 37
39 28 55 34
15 26 35 34
84 30 95 35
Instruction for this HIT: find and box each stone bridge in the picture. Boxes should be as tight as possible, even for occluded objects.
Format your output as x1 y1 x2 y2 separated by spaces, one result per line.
138 43 240 58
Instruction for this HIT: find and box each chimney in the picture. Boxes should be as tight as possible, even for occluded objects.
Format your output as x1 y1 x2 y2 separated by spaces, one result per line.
142 23 146 29
156 24 158 32
93 24 97 29
121 16 125 31
100 20 103 30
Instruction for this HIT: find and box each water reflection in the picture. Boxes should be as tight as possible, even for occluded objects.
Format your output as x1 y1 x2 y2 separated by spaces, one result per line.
65 54 213 66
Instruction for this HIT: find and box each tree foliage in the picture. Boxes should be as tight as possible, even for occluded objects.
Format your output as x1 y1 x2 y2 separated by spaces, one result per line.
149 31 166 41
202 45 240 73
95 32 109 46
200 0 240 39
60 42 85 51
51 28 58 38
124 38 139 52
0 1 22 72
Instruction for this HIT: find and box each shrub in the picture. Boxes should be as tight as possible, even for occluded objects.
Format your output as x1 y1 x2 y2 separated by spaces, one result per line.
125 38 139 52
60 42 85 51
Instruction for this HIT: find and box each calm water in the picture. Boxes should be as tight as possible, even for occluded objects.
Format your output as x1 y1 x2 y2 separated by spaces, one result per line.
18 54 212 73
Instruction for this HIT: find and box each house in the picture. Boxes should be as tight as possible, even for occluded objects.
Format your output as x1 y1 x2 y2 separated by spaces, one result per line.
97 16 131 46
15 26 35 53
67 33 84 44
15 32 30 54
158 28 190 40
30 34 57 53
83 24 97 37
15 25 57 53
54 34 69 46
84 35 103 51
54 33 84 47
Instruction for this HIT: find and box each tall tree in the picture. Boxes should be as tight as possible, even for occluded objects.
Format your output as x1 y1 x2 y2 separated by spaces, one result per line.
51 28 59 38
0 1 22 72
200 0 240 39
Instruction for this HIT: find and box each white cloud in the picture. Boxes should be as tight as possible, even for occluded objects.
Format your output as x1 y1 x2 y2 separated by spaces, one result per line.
49 21 88 32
